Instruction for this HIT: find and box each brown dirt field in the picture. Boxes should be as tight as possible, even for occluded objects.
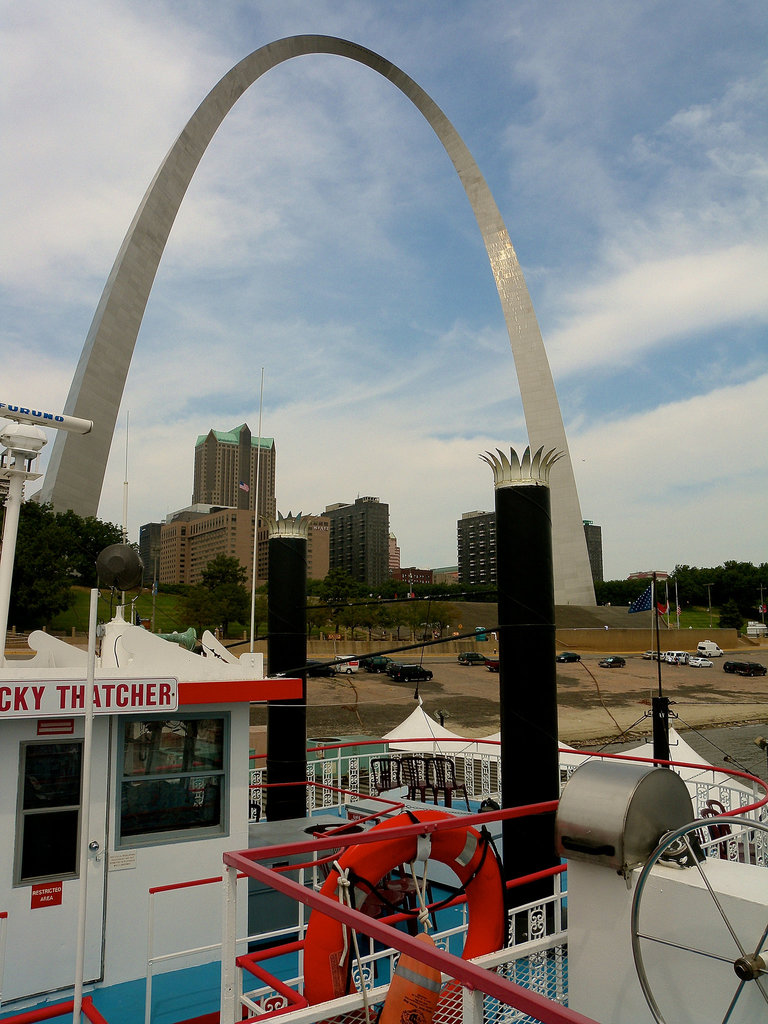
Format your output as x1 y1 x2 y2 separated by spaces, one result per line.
250 648 768 748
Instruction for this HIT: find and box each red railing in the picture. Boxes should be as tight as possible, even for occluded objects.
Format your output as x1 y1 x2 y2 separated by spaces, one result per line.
223 803 598 1024
0 996 109 1024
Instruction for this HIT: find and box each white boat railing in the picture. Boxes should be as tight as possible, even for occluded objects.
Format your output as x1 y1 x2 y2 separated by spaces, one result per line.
249 739 768 826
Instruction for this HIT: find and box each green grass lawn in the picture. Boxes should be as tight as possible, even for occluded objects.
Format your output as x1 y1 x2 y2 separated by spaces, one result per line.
49 587 189 635
47 589 722 638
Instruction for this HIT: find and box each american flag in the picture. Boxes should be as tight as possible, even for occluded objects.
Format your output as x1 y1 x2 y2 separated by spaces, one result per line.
628 584 653 614
239 481 250 492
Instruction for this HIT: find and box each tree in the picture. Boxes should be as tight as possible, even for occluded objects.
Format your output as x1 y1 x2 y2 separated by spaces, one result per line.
718 598 744 632
201 554 247 590
210 581 249 637
318 569 362 633
9 502 123 629
185 556 250 637
181 585 214 635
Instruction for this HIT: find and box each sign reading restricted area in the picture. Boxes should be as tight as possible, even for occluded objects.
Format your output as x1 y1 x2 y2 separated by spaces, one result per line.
31 881 63 909
0 678 178 718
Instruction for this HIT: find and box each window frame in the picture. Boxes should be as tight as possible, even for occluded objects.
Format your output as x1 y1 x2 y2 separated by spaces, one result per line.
116 712 230 849
15 739 84 886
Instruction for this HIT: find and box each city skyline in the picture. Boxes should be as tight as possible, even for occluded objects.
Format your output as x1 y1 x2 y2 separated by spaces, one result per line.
2 2 766 579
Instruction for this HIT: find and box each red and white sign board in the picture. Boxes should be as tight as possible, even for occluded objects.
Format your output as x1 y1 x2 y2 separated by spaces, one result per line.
0 677 178 719
31 881 63 909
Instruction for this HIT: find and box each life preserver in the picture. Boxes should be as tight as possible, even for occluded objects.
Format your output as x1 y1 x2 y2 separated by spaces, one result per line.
303 809 506 1005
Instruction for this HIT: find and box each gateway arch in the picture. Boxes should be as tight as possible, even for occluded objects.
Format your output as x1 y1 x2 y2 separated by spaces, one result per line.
40 34 595 605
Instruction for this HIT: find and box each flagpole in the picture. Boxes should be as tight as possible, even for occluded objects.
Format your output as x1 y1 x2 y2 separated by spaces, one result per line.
651 572 670 762
249 369 264 654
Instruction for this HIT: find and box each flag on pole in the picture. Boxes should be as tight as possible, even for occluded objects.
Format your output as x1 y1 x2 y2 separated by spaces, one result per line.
239 481 250 492
657 600 669 614
628 585 653 613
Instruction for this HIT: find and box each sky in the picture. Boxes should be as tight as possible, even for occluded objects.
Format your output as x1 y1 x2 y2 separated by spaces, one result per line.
2 0 766 583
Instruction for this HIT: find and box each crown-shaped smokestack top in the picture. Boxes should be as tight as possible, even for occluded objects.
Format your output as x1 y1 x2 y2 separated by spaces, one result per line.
266 511 310 539
480 445 563 488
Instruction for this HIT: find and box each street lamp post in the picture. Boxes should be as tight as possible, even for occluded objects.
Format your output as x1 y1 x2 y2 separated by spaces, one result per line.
705 582 713 628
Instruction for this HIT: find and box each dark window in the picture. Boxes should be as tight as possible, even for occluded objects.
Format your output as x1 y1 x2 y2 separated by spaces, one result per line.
17 742 82 884
118 716 227 845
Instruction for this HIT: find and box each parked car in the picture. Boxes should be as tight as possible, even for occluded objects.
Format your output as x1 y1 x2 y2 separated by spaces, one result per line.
388 664 433 683
458 652 487 665
360 655 392 673
484 658 500 672
556 651 581 663
688 656 713 668
642 650 663 660
305 660 337 677
598 656 626 668
723 660 767 677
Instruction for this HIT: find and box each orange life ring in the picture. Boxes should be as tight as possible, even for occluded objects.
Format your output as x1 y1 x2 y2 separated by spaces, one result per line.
303 809 506 1005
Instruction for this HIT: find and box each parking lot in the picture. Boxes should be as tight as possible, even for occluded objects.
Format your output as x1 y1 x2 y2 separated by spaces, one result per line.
250 646 768 747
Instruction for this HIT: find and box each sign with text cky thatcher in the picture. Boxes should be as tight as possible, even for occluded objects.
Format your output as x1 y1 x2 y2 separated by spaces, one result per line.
0 678 178 718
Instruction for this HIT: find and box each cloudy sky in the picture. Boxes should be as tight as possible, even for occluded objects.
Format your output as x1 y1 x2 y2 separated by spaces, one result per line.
2 0 766 582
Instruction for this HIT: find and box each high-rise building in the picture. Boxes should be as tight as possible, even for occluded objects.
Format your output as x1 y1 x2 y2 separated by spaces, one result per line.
138 522 162 587
325 497 389 587
388 533 400 575
193 424 276 520
457 510 497 587
582 521 604 584
158 507 329 588
159 506 255 587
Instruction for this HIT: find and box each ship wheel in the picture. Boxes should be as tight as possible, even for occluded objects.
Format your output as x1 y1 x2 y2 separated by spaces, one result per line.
631 817 768 1023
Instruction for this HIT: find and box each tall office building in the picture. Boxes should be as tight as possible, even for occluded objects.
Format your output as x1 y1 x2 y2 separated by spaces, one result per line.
193 424 276 520
582 521 604 584
388 533 400 575
325 497 389 587
457 510 497 587
138 522 162 587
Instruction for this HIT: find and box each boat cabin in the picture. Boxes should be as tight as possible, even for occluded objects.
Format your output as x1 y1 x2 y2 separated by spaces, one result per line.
0 611 300 1014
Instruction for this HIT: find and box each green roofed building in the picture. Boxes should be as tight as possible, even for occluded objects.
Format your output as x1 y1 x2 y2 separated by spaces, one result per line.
193 424 276 520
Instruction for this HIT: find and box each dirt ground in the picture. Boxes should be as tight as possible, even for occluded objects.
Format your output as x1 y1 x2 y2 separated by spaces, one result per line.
250 647 768 748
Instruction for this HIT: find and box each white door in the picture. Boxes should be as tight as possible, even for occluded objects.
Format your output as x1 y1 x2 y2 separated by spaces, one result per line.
2 718 108 1002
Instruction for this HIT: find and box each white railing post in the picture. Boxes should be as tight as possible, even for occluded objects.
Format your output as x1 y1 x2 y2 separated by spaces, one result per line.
220 864 239 1023
462 984 484 1024
0 911 7 1006
145 889 155 1024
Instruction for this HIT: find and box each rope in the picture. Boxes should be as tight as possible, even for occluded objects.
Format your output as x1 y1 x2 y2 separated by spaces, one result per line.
407 857 433 932
332 860 371 1017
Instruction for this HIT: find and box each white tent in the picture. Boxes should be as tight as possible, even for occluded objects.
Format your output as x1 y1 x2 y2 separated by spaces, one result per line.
619 727 756 798
383 702 494 755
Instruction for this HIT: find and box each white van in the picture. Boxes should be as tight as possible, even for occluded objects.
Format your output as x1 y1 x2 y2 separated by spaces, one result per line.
663 650 689 665
697 640 724 657
334 655 360 673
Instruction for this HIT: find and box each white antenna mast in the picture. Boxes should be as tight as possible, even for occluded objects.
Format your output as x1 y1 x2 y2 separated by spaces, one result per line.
249 370 265 653
122 410 129 541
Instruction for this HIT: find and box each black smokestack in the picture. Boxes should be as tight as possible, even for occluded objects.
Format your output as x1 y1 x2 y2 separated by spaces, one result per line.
481 447 561 913
266 513 308 821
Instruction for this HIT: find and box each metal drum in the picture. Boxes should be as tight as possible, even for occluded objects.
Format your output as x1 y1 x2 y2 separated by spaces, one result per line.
555 760 693 876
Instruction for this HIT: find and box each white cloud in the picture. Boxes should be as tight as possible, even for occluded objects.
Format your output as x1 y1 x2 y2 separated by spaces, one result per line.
572 373 768 577
547 244 768 375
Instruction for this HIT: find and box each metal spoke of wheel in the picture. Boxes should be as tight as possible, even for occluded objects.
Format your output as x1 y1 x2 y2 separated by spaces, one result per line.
681 832 749 958
631 816 768 1024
